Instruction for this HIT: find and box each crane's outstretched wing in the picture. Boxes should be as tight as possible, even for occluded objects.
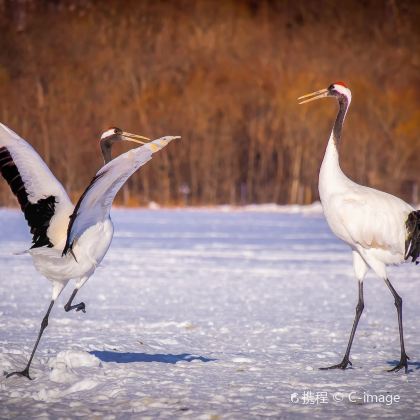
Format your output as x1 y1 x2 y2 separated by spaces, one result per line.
0 123 73 249
62 136 179 256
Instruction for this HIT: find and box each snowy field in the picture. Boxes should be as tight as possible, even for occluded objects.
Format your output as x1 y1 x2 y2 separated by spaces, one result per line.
1 207 420 419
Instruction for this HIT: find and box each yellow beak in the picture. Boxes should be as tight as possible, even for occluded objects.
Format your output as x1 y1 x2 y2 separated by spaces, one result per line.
298 88 329 104
121 131 150 145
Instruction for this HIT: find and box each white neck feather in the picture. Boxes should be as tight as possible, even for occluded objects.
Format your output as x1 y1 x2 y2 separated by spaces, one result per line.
318 104 352 200
319 133 345 192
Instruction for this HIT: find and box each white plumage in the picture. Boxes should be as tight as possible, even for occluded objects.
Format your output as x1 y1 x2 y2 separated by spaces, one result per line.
299 82 419 373
320 142 413 268
0 122 179 379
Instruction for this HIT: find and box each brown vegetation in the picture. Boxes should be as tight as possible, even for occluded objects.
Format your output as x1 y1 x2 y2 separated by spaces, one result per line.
0 0 419 206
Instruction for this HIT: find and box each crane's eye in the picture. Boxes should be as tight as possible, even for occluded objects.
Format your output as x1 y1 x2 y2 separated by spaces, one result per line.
328 84 335 91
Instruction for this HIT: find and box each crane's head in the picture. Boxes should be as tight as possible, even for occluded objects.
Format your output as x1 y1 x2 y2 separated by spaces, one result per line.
100 127 150 164
298 82 351 105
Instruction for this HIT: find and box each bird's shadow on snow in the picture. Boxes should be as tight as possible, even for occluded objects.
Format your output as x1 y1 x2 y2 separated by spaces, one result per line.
90 350 216 364
386 360 420 372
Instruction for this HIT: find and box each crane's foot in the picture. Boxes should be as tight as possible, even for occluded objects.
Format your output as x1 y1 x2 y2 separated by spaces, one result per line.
387 354 409 373
75 302 86 313
64 302 86 313
320 357 352 370
6 367 32 380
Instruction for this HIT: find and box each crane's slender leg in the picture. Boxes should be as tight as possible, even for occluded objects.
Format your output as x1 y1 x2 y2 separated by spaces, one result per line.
320 280 364 370
384 278 409 373
6 300 55 380
64 288 86 313
321 251 367 370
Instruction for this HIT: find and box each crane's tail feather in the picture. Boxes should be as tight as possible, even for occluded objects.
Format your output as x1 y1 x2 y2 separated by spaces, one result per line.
405 210 420 264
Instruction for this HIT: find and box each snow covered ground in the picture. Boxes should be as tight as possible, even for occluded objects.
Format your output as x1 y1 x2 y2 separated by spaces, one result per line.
0 207 419 419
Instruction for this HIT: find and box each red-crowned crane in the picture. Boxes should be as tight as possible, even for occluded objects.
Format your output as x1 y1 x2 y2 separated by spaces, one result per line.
0 123 179 379
298 82 419 373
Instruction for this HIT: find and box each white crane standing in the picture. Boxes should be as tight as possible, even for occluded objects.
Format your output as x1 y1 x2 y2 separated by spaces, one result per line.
0 123 179 379
298 82 420 373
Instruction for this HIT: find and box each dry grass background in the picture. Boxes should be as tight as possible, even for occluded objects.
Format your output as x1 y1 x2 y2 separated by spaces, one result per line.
0 0 419 206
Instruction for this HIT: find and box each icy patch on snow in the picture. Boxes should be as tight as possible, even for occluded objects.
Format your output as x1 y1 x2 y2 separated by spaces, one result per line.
48 350 101 384
49 350 101 370
36 378 100 402
232 357 253 363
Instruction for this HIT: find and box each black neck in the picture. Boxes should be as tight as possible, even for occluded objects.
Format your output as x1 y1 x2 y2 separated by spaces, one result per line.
332 96 349 146
100 139 112 164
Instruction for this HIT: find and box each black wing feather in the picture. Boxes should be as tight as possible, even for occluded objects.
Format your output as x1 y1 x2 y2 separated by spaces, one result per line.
405 210 420 265
0 146 56 248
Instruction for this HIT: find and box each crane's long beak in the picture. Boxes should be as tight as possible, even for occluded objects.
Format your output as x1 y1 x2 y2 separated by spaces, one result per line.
146 136 181 153
121 131 150 145
298 88 329 104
